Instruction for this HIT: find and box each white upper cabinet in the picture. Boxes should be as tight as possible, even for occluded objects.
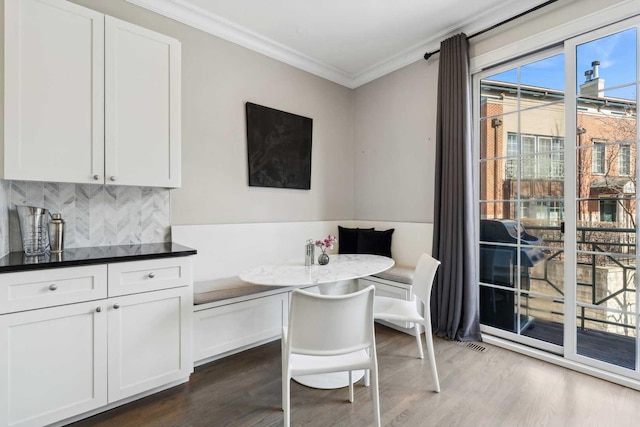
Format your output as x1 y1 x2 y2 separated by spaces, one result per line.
105 17 181 188
4 0 105 184
2 0 181 188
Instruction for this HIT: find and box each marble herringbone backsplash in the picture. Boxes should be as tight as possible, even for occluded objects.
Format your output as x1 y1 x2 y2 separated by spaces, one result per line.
0 180 171 256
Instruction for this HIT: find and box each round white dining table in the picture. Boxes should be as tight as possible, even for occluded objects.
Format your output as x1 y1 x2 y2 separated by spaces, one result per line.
239 254 394 389
239 253 394 292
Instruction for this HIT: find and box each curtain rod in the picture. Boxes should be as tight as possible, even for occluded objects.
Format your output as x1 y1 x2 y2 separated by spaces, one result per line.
423 0 559 60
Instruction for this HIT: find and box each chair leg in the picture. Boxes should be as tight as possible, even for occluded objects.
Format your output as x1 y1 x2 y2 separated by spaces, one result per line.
364 349 370 386
283 377 290 427
414 323 424 359
281 337 286 411
349 371 354 403
423 320 440 393
371 363 381 427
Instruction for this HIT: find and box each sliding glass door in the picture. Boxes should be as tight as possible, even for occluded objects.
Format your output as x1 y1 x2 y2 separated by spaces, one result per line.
475 16 640 378
565 20 639 374
477 49 566 354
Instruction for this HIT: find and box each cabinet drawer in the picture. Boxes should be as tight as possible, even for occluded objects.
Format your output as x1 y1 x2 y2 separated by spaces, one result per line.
0 265 107 314
108 257 192 296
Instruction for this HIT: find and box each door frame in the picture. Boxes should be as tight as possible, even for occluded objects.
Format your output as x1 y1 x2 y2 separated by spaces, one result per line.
563 16 640 378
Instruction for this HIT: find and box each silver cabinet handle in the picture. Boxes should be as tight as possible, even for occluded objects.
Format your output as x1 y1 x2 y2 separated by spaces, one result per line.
113 304 120 310
93 174 100 180
96 307 102 313
110 176 117 182
148 272 155 279
49 284 58 291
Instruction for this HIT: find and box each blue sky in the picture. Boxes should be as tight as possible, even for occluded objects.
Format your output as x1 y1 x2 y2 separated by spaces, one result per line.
486 27 637 100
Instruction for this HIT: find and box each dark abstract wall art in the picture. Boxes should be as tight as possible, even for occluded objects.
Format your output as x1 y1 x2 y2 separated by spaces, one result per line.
245 102 313 190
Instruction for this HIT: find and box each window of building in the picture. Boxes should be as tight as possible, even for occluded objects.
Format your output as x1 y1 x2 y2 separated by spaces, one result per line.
549 200 564 221
522 135 536 179
505 133 564 179
551 138 564 178
599 198 617 222
505 133 518 179
538 137 552 177
592 142 606 174
619 145 631 176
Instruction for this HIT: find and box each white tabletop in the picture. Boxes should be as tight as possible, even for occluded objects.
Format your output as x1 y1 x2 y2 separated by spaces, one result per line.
238 254 394 286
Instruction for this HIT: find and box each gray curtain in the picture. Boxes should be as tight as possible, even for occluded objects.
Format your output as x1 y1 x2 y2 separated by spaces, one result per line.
431 33 481 342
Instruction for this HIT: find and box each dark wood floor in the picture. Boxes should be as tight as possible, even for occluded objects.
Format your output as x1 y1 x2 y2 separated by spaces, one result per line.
523 318 636 369
70 324 640 427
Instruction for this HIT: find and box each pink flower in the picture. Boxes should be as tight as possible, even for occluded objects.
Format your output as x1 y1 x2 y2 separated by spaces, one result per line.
315 235 337 252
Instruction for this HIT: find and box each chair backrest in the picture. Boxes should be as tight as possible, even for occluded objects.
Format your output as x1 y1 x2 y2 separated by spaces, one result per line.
413 253 441 306
287 285 376 357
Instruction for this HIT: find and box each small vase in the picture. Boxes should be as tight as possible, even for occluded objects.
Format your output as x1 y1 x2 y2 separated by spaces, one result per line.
318 252 330 265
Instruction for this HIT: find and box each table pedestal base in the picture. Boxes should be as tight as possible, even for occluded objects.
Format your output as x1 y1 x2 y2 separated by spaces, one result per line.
293 370 366 389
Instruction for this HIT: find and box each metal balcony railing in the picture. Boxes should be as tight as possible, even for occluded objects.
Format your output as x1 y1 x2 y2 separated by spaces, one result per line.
509 224 636 333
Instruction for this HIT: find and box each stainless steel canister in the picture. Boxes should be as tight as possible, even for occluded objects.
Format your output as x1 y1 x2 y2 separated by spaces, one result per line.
305 239 315 266
48 213 65 253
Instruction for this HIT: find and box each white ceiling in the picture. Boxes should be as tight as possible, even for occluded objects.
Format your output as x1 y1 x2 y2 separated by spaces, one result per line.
127 0 555 88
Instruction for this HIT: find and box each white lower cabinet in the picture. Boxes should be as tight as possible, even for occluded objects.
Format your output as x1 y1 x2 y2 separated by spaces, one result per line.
0 301 108 427
108 287 192 402
0 257 193 427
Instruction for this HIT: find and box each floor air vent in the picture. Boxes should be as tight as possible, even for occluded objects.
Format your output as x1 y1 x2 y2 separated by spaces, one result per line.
454 341 487 352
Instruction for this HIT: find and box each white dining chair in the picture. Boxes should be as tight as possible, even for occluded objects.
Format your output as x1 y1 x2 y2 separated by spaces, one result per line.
373 253 441 392
282 285 380 427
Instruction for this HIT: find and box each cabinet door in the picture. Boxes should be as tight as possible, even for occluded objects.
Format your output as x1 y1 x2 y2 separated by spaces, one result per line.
105 17 181 188
4 0 105 184
107 287 192 402
0 301 108 427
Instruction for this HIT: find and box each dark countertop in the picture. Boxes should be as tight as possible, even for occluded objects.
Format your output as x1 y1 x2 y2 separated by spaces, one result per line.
0 242 197 273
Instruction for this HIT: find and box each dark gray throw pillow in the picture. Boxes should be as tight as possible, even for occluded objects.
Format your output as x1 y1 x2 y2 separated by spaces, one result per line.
357 229 395 257
338 226 374 254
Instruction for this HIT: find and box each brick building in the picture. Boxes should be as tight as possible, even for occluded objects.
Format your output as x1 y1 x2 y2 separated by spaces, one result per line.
480 61 637 227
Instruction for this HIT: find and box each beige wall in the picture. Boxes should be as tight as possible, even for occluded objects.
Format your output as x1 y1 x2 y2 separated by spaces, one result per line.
353 60 439 222
352 0 630 223
71 0 355 225
71 0 630 227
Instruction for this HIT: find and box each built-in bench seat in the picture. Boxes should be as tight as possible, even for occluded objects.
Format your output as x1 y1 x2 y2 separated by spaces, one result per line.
172 221 432 366
371 265 414 285
194 277 283 306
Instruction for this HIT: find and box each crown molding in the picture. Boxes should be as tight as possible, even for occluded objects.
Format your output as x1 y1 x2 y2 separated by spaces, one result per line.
349 0 527 87
126 0 355 87
127 0 569 89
